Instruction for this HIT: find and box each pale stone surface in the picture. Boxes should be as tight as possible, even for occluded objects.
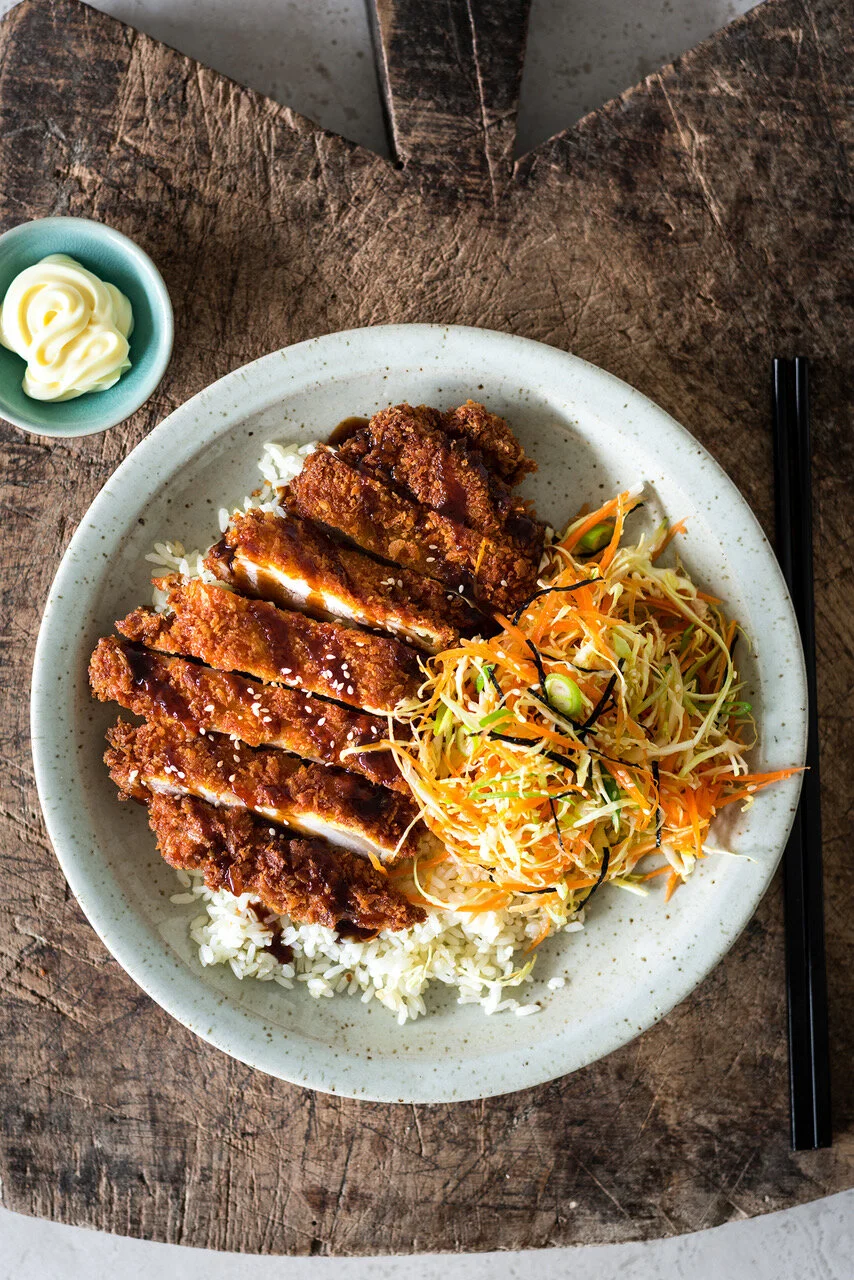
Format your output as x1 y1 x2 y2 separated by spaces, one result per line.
1 1191 853 1276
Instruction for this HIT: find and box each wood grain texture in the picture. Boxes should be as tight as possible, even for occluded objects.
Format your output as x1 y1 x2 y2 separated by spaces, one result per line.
370 0 531 198
0 0 852 1255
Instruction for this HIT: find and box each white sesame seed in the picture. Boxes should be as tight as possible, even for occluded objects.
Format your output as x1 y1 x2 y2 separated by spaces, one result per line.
228 774 236 782
204 703 215 712
500 579 508 587
346 731 354 741
426 557 435 563
347 685 354 695
233 754 240 763
458 585 465 593
262 716 272 724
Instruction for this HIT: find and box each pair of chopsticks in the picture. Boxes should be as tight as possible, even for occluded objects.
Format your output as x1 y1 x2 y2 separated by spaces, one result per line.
771 357 832 1150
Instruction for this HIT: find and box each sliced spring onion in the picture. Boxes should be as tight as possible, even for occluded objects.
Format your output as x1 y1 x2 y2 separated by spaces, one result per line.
544 672 583 718
433 704 454 737
479 707 513 729
577 520 615 553
602 774 621 832
612 632 633 660
475 663 495 694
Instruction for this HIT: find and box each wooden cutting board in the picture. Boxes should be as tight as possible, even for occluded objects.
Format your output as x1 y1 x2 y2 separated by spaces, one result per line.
0 0 851 1255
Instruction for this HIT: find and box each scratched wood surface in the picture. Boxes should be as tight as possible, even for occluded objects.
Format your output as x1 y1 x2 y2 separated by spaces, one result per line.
0 0 851 1255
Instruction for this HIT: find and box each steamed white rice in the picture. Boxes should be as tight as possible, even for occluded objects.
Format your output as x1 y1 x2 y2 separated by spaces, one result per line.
154 439 581 1022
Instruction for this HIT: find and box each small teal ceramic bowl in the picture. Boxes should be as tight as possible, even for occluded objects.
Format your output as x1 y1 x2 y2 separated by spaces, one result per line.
0 217 173 437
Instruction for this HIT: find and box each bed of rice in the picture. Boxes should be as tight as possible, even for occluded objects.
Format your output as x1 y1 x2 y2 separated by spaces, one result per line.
149 439 582 1023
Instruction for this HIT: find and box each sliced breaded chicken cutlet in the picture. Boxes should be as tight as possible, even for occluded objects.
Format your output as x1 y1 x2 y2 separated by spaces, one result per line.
147 792 425 935
89 636 409 793
440 400 537 486
205 507 485 654
288 448 541 614
335 403 544 551
106 719 433 865
115 576 421 715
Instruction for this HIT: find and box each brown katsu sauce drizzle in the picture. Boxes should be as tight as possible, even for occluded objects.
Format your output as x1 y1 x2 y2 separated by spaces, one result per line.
125 646 201 731
327 416 370 447
246 904 294 963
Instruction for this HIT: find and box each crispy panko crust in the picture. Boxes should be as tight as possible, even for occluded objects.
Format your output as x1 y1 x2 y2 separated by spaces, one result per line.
336 403 544 551
440 401 537 486
147 792 425 934
289 449 540 613
105 718 432 864
206 507 485 653
89 636 408 793
115 576 421 715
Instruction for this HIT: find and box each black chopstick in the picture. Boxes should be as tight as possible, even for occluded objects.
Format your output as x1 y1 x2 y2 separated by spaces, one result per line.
771 357 832 1150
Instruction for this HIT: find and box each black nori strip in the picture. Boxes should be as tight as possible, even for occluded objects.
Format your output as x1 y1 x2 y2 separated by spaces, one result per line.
577 671 619 736
524 637 549 699
528 686 578 737
512 579 603 626
486 730 633 773
522 636 587 734
487 731 577 771
488 666 503 697
652 760 663 848
574 846 611 912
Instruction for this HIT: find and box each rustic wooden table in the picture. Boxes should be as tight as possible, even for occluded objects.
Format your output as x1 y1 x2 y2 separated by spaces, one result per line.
0 0 851 1255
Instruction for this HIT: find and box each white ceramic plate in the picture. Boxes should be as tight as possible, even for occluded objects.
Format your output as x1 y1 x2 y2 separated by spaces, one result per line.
31 325 806 1103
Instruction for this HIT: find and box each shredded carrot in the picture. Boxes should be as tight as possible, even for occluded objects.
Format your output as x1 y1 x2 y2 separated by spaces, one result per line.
652 518 687 560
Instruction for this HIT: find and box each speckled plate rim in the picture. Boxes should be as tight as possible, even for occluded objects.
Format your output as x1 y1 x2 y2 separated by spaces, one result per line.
31 325 806 1102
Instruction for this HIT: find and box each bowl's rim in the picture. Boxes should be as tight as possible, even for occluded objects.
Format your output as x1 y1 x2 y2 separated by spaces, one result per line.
0 215 174 438
30 323 807 1101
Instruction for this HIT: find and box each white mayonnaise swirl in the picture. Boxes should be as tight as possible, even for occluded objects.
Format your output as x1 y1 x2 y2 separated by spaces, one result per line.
0 253 134 401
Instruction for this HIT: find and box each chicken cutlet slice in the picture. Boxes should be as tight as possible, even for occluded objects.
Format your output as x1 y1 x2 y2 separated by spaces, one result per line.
147 791 425 934
441 401 537 486
115 576 420 715
204 508 485 654
336 403 544 551
89 637 409 794
106 719 432 865
288 448 540 613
